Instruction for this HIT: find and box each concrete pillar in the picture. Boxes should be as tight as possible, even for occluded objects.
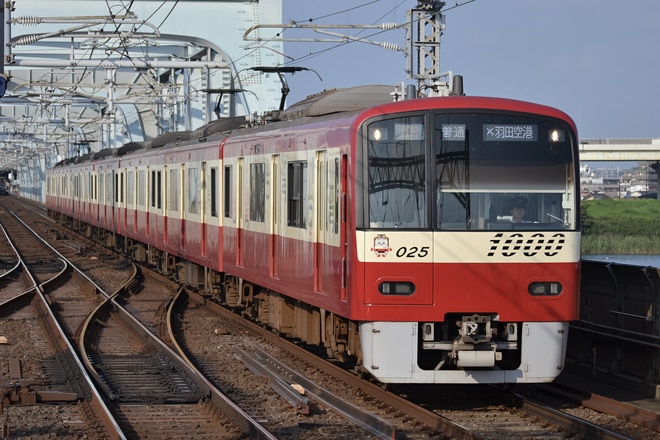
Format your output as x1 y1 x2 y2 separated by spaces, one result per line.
650 162 660 200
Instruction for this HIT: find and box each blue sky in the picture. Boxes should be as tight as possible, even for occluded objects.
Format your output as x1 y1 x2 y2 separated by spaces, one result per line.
281 0 660 140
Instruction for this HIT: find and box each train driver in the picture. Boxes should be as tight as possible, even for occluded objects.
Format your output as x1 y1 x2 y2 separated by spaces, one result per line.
510 196 528 223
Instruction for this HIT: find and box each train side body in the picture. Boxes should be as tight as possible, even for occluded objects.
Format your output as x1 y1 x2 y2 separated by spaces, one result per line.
116 140 224 274
45 88 581 384
221 116 352 318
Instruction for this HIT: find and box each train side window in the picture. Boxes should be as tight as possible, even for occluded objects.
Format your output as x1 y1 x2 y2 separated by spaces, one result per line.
150 171 155 208
188 167 200 215
157 171 162 209
127 170 135 206
169 169 179 212
106 173 113 204
150 170 162 209
99 175 103 202
210 167 218 217
224 165 232 218
138 170 146 207
250 163 265 222
114 172 119 204
287 161 307 228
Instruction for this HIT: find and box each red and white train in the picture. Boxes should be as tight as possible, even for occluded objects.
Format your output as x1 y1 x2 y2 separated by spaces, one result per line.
46 85 580 384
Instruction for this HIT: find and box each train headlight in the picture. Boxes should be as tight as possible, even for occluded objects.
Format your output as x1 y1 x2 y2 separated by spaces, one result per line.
548 128 565 142
369 127 387 141
528 281 563 296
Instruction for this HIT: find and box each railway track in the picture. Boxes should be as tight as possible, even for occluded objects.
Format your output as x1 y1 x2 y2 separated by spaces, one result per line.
171 288 660 439
5 196 660 439
170 291 392 439
0 209 121 439
0 198 276 439
82 289 245 438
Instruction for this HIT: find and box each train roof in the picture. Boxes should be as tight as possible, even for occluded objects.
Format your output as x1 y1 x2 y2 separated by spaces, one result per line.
149 131 192 149
52 86 576 166
280 85 395 120
190 116 246 141
117 141 148 156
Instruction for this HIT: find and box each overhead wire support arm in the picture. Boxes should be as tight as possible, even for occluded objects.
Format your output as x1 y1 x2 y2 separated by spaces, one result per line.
313 29 403 52
242 22 400 44
11 12 138 24
10 18 161 47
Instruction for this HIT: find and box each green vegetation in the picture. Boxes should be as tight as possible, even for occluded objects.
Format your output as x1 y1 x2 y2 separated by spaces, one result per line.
581 198 660 254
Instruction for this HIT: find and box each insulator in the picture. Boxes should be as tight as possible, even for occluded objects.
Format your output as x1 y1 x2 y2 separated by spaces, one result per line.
379 42 403 52
379 22 398 30
14 35 40 46
12 16 43 25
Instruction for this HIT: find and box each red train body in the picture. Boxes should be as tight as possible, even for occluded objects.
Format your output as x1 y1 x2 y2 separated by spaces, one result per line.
46 86 581 384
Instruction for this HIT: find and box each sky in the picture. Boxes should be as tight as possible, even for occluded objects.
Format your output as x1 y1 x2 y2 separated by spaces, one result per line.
280 0 660 140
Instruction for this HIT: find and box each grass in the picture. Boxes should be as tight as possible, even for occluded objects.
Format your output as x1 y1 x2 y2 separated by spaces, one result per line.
581 199 660 254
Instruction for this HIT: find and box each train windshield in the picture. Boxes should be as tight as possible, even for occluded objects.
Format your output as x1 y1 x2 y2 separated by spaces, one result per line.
363 111 577 231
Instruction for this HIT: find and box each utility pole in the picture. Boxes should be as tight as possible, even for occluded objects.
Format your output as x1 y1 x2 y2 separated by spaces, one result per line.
406 0 453 96
0 1 11 98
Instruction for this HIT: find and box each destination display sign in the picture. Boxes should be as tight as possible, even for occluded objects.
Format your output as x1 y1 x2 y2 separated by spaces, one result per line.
483 124 538 142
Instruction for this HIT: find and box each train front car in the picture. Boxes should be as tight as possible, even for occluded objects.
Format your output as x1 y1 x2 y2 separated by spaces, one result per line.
352 96 580 384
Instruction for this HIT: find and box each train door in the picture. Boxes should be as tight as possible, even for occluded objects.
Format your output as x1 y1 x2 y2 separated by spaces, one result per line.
83 169 88 221
99 172 105 225
64 174 67 214
314 151 327 293
270 154 279 278
163 165 168 243
112 170 117 231
340 155 347 301
148 167 162 238
71 173 77 218
144 167 154 237
118 170 123 232
122 170 126 231
80 172 85 219
117 170 122 231
103 171 109 226
321 154 343 297
94 172 100 223
201 161 207 256
149 167 159 239
236 157 244 267
126 168 132 232
181 163 186 251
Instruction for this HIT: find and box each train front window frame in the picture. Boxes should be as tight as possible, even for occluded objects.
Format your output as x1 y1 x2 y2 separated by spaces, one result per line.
359 110 577 231
365 114 428 229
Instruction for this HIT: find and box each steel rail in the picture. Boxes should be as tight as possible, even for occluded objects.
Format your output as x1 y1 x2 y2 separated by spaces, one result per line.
538 383 660 433
515 393 633 440
6 210 126 439
10 201 277 439
183 288 482 440
112 274 278 440
251 345 396 440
